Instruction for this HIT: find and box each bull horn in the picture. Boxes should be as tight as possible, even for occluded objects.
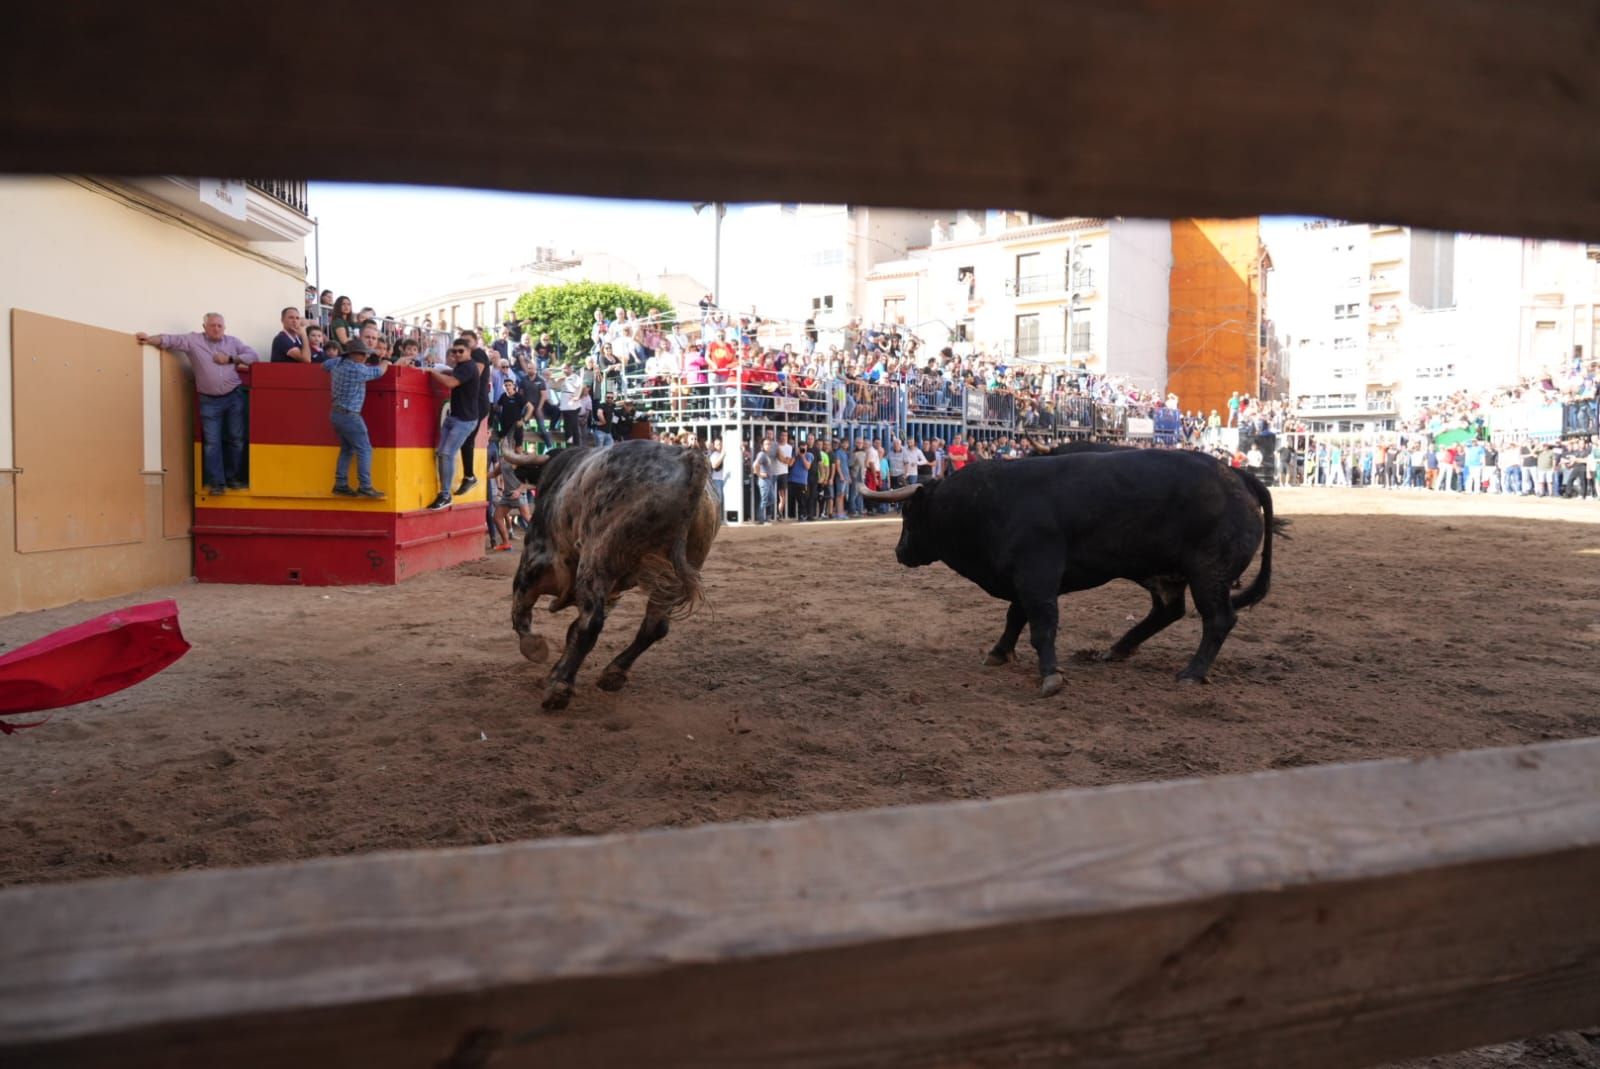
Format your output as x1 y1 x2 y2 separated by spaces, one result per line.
860 484 921 503
499 437 550 465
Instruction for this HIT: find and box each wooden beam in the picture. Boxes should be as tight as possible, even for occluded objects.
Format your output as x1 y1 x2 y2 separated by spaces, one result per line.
2 739 1598 1068
4 2 1600 240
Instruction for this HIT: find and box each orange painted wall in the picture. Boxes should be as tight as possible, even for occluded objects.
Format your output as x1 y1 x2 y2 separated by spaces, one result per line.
1166 218 1262 422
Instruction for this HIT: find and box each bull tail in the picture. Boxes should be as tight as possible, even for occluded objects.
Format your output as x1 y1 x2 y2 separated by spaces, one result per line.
1232 469 1288 611
641 452 719 620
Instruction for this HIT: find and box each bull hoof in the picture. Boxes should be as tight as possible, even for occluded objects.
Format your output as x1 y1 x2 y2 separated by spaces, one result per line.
597 667 629 692
982 651 1015 667
1038 673 1065 699
1176 672 1209 686
518 632 549 663
542 681 573 711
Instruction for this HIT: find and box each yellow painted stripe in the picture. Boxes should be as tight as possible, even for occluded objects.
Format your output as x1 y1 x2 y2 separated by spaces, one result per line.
194 444 489 512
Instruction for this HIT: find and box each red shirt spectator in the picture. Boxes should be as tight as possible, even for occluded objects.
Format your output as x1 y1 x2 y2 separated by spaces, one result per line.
708 340 738 384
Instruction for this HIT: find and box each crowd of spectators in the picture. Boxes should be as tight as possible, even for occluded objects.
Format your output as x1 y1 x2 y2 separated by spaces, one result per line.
144 286 1600 542
1273 356 1600 502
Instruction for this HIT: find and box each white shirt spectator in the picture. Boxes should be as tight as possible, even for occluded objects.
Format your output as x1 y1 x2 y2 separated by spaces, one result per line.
905 445 928 475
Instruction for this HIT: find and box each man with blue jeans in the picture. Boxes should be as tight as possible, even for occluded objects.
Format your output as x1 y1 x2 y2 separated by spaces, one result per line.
136 313 259 496
322 340 391 499
424 340 483 511
755 434 777 523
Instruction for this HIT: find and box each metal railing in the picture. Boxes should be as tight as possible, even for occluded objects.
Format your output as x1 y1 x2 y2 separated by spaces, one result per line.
247 179 309 216
598 370 1192 521
1012 334 1069 360
1004 270 1095 297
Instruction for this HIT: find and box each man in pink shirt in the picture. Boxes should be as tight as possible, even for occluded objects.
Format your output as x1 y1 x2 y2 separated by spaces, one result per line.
136 313 260 495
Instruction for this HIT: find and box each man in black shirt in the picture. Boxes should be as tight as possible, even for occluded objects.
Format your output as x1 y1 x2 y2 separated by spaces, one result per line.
454 328 493 493
493 375 532 447
270 306 311 363
423 340 483 511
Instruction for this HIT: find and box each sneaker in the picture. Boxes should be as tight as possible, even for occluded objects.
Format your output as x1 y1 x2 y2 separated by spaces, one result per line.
208 485 226 496
493 542 513 552
226 480 249 490
454 476 478 495
331 485 357 497
356 487 385 499
427 493 452 511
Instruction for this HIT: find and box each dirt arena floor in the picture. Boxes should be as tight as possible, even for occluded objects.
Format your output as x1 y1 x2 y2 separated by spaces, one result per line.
3 487 1598 1065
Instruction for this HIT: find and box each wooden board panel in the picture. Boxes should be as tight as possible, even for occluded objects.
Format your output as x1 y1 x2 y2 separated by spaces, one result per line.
159 348 192 539
10 310 144 553
2 739 1599 1068
4 2 1600 241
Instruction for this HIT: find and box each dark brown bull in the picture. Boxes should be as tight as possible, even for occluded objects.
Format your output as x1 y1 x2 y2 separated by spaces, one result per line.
502 439 720 710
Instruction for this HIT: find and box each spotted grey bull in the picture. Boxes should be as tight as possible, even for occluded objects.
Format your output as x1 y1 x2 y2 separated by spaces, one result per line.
502 439 720 710
863 447 1286 696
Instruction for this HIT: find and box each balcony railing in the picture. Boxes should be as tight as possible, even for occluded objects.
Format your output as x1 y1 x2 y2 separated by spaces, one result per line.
1008 273 1058 296
247 178 309 217
1011 334 1068 359
1005 270 1095 298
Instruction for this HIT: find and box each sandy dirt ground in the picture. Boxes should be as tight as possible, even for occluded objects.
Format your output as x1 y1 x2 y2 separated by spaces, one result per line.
3 487 1598 1064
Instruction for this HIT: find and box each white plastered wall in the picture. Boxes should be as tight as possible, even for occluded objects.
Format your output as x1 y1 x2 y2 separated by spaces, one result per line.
0 175 303 473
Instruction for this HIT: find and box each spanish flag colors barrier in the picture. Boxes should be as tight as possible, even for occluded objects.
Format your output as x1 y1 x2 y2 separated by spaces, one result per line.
191 364 489 586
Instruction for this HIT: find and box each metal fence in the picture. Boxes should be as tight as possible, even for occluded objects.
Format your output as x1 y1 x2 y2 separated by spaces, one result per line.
603 373 1190 520
1563 399 1598 437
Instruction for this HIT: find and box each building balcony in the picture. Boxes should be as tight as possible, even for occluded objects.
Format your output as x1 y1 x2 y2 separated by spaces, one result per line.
118 176 314 243
1006 273 1061 298
1370 238 1404 265
246 179 310 216
1004 269 1096 300
1369 271 1401 293
1365 361 1400 386
1008 334 1070 360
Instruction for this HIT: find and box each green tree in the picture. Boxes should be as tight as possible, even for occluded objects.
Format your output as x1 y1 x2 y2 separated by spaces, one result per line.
511 281 673 365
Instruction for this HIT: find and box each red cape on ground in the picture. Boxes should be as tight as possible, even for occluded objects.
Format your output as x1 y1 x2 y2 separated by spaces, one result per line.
0 599 191 731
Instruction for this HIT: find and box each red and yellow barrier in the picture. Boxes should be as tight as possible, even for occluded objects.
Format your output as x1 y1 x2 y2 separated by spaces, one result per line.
191 364 490 586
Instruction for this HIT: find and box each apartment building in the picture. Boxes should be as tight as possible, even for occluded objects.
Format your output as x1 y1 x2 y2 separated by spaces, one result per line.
862 213 1171 390
1272 221 1600 433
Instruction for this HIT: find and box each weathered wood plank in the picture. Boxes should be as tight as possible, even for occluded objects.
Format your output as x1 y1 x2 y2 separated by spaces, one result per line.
1 739 1598 1068
4 2 1600 240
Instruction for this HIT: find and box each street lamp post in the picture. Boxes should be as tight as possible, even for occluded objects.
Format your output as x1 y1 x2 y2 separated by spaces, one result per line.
693 201 726 304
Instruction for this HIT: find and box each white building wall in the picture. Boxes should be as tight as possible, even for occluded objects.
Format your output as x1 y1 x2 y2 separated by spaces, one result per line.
1104 219 1172 391
0 176 303 471
1451 233 1522 393
718 205 946 333
721 205 849 328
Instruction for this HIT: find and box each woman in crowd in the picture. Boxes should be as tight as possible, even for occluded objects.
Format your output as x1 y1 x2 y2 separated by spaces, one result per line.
329 296 357 347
